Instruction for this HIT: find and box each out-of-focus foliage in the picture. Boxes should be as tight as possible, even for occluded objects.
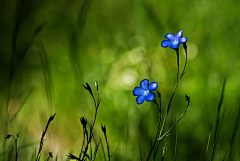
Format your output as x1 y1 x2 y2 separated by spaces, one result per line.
0 0 240 160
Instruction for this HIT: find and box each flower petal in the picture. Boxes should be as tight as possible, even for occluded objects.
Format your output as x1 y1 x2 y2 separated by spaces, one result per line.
175 30 183 39
133 87 145 96
180 37 188 43
146 92 155 102
149 82 158 91
140 79 149 90
164 33 175 41
136 95 146 104
170 43 179 49
161 40 171 48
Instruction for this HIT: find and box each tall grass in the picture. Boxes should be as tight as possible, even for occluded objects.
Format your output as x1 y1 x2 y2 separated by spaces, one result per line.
1 0 240 160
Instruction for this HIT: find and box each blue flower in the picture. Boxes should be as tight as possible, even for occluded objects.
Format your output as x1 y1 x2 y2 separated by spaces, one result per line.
133 79 158 104
161 30 188 49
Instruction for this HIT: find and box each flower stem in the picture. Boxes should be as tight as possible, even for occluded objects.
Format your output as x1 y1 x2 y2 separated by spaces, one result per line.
174 115 178 161
158 44 188 146
175 48 180 81
15 137 18 161
180 43 188 79
146 100 162 161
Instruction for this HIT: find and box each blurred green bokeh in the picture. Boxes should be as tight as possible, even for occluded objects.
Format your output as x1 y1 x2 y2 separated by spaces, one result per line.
0 0 240 160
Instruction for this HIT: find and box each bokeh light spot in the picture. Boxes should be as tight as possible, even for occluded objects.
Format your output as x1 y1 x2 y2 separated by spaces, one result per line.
182 43 198 61
122 69 138 89
128 46 145 64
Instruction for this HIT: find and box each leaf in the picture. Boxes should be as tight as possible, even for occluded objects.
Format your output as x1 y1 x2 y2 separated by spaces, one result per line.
185 94 190 102
67 153 80 160
5 134 12 139
157 91 161 99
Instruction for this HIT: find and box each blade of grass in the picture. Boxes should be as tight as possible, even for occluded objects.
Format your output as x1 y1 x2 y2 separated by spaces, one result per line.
36 113 56 161
4 134 19 161
92 139 101 161
0 141 38 157
229 106 240 159
174 115 178 161
222 150 227 161
139 137 142 161
12 23 46 73
161 142 167 161
210 143 215 161
158 103 190 141
110 143 118 158
4 22 45 160
9 88 34 123
100 138 107 161
141 1 164 36
131 148 134 161
55 153 58 161
205 123 212 160
101 124 110 161
90 140 93 160
66 0 93 85
211 78 226 161
38 41 53 109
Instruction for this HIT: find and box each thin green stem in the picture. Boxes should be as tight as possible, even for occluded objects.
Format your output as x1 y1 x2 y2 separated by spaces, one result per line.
175 48 179 81
159 45 188 138
159 79 179 138
10 135 18 161
82 89 101 160
103 132 110 161
153 45 189 159
210 143 215 161
211 78 226 161
161 143 167 161
15 137 18 161
180 43 188 79
79 125 86 159
100 139 107 161
146 100 162 161
205 124 212 160
158 104 190 140
174 115 178 161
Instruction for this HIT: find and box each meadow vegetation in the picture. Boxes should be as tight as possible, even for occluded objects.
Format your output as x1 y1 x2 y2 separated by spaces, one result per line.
0 0 240 160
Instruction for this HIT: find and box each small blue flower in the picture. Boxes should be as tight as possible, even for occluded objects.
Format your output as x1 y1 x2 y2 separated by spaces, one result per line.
133 79 158 105
161 30 188 49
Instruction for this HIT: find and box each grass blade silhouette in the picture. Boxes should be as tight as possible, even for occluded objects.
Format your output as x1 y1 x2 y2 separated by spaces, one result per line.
211 78 226 161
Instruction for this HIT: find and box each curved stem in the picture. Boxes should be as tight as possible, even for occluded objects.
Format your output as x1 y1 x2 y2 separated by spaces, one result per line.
180 43 188 79
159 44 188 139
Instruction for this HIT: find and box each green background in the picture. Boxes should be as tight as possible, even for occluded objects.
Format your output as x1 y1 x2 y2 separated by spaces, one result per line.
0 0 240 160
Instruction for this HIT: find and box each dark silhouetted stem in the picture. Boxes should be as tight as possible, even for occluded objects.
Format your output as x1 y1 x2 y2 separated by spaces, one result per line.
180 43 188 79
229 106 240 159
174 115 178 161
146 100 162 161
36 113 56 161
211 78 226 161
15 137 18 161
175 48 179 81
159 44 188 137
